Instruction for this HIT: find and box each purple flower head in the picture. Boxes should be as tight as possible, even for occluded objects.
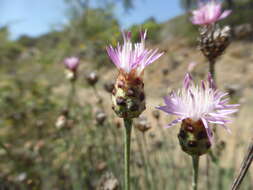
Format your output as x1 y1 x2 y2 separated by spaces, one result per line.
106 30 164 76
63 57 80 72
191 0 231 25
157 73 239 142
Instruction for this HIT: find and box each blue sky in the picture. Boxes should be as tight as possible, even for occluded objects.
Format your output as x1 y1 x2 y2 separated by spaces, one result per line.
0 0 183 39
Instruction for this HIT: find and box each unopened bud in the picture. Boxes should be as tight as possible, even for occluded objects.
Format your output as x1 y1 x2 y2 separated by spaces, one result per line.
55 115 67 129
112 72 146 119
199 25 231 62
97 172 119 190
135 117 151 133
104 81 115 93
65 69 77 82
178 118 212 156
86 71 99 86
95 111 107 125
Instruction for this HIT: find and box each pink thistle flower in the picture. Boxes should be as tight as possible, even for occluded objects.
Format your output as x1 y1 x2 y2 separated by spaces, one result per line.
106 30 164 77
157 73 239 142
191 0 231 25
63 57 80 72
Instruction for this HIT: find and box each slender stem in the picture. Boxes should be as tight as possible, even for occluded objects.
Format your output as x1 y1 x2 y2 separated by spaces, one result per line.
206 156 211 190
192 155 200 190
231 139 253 190
209 59 216 83
67 81 76 111
123 118 133 190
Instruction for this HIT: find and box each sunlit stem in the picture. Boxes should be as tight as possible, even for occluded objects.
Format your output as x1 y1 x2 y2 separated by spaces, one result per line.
209 59 216 83
192 155 199 190
123 118 133 190
67 80 76 111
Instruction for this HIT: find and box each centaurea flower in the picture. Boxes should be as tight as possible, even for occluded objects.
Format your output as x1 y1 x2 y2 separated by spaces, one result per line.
63 57 80 72
191 0 231 26
107 30 163 78
107 30 164 190
63 57 80 81
157 73 239 155
192 1 232 68
107 30 164 118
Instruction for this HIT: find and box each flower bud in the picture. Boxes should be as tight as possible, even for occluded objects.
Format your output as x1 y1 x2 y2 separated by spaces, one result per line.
199 25 231 62
112 72 146 119
65 69 77 82
97 172 119 190
95 111 107 125
135 117 151 133
63 57 80 81
104 81 115 93
55 109 68 129
85 71 99 86
55 115 67 129
178 118 212 156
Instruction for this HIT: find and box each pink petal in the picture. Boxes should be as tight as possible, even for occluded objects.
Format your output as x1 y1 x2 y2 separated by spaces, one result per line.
183 73 193 90
165 118 184 128
201 118 213 143
219 10 232 20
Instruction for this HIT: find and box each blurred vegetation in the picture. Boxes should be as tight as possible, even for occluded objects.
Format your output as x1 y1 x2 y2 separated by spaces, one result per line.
130 18 162 43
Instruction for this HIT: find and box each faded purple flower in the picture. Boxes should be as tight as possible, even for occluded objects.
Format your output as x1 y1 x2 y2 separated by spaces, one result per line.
191 0 231 25
106 30 164 76
157 73 239 141
63 57 80 71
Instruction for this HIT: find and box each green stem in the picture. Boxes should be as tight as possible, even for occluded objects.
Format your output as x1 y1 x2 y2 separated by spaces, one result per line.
67 81 76 111
209 59 216 83
192 155 200 190
123 118 133 190
206 156 211 190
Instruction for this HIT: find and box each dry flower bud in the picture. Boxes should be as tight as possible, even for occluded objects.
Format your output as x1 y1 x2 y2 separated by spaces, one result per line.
199 25 231 62
95 111 107 125
55 115 67 129
135 117 151 133
97 172 119 190
86 71 99 86
104 81 115 93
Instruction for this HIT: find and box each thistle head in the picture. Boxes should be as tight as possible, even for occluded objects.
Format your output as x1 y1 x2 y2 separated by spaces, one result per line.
106 30 164 78
85 71 99 86
199 25 231 62
107 30 164 118
191 0 231 26
63 57 80 72
63 57 80 81
157 73 239 155
135 116 151 133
